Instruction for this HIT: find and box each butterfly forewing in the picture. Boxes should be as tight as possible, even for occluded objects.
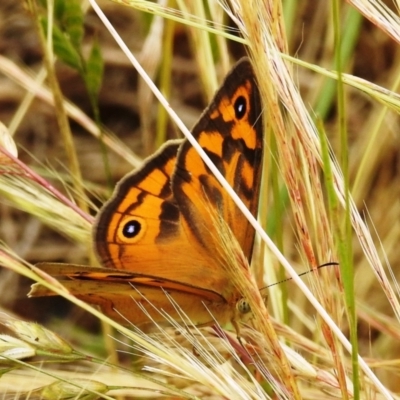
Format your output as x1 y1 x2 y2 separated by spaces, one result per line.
173 59 263 264
94 140 181 269
93 139 232 305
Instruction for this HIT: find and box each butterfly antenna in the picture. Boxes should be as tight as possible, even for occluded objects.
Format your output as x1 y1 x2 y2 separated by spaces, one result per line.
261 262 339 289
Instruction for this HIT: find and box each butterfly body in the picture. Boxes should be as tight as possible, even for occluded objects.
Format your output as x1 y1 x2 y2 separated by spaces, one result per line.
30 58 263 327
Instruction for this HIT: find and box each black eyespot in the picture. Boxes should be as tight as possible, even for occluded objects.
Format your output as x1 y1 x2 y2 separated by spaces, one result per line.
122 219 141 238
234 95 247 119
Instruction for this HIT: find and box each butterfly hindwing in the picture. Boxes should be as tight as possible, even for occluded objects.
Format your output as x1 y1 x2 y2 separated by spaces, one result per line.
30 264 228 326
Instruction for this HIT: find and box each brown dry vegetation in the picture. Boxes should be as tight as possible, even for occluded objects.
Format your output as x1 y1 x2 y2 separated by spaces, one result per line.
0 0 399 398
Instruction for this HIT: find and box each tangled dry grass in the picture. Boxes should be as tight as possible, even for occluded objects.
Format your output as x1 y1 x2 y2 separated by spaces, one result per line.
0 0 399 399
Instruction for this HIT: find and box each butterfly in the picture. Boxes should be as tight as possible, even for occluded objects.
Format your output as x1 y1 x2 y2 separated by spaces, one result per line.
30 57 264 328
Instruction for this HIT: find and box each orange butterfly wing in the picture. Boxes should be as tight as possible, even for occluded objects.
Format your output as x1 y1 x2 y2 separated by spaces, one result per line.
93 140 230 302
31 58 263 327
92 58 263 325
173 60 263 268
30 263 229 326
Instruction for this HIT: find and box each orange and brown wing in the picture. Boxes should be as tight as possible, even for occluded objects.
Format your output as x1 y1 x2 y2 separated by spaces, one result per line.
93 140 231 300
94 139 181 272
30 263 231 326
92 58 262 321
173 58 263 264
31 59 263 327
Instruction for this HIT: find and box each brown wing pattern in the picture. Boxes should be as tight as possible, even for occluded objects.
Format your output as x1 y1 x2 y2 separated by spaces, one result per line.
94 140 182 270
173 59 263 264
85 58 262 325
93 138 233 296
30 264 229 326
